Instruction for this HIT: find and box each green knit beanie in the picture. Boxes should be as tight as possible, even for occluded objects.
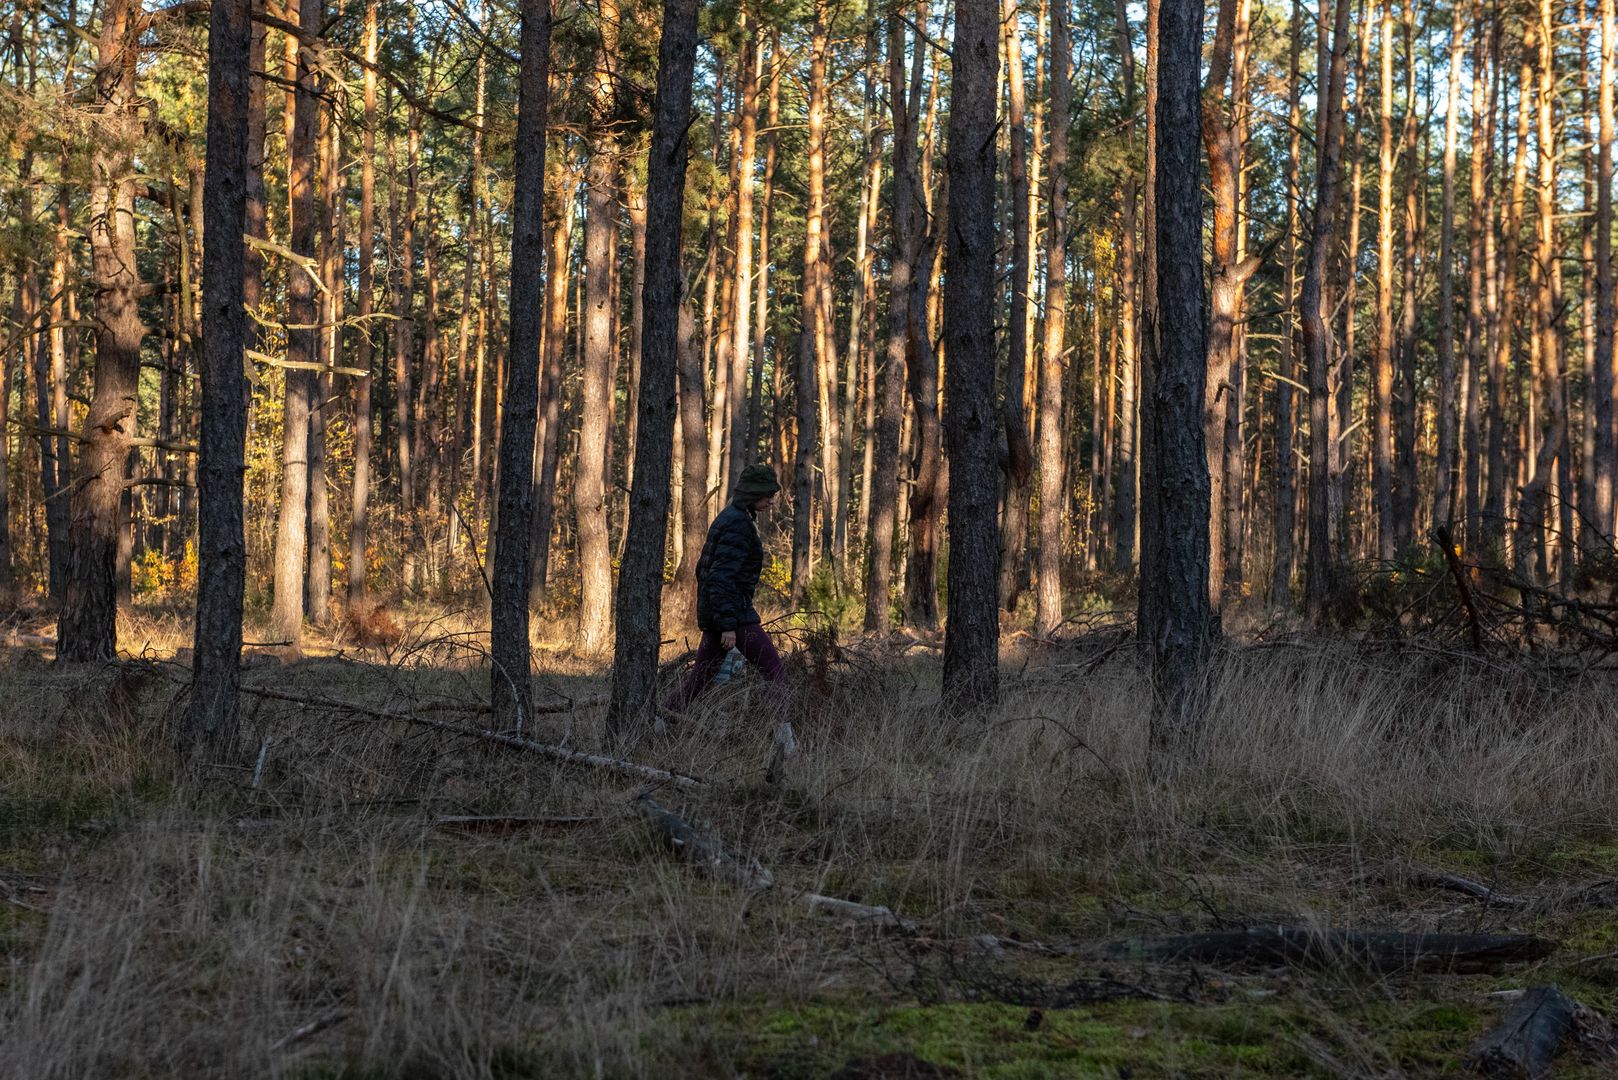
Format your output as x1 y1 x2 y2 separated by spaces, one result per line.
733 463 782 501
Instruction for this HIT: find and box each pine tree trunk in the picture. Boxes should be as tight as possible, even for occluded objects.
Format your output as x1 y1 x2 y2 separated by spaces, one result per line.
1111 0 1140 572
60 0 143 662
792 3 831 605
269 0 321 649
727 26 761 489
1594 0 1616 541
349 0 377 605
189 0 252 752
1302 0 1354 621
1140 0 1213 753
490 0 551 724
863 12 919 634
576 4 620 656
1371 0 1397 561
1272 0 1303 602
531 173 573 604
1512 4 1566 583
1434 0 1465 529
941 0 1002 710
998 0 1034 613
1034 0 1070 637
306 90 336 626
608 0 699 730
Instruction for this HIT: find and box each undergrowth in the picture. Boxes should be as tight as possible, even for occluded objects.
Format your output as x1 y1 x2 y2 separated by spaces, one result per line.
1 623 1617 1078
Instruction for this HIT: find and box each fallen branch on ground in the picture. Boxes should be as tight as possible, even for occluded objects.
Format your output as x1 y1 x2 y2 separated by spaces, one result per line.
802 892 918 932
633 796 919 932
634 794 773 890
1465 985 1576 1078
1406 865 1531 907
1100 926 1556 974
236 683 702 788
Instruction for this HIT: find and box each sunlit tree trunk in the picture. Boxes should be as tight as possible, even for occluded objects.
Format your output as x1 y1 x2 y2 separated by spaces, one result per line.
1201 0 1254 605
1594 0 1616 542
1371 0 1397 561
530 166 574 604
349 0 377 605
268 0 322 648
1034 0 1070 637
1302 0 1354 621
59 0 143 661
1271 0 1303 602
1110 0 1140 571
1513 4 1566 583
998 0 1033 612
792 2 831 605
727 23 761 491
575 0 620 657
863 13 920 634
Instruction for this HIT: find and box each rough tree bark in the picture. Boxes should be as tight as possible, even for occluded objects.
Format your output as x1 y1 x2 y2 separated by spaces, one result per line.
791 1 831 606
187 0 252 752
1302 0 1354 621
349 0 377 605
608 0 698 732
489 0 551 724
1271 0 1303 602
1434 0 1464 529
1034 0 1070 637
863 11 919 634
268 0 322 649
1139 0 1213 756
998 0 1034 612
1201 0 1255 604
59 0 143 662
1594 0 1616 542
941 0 1002 710
1111 0 1140 571
1512 4 1565 583
576 4 620 658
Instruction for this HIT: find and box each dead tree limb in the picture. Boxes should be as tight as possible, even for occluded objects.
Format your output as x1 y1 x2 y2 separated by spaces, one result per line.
1100 926 1556 974
634 794 774 890
236 684 701 788
1435 526 1486 652
1465 985 1576 1078
632 797 918 932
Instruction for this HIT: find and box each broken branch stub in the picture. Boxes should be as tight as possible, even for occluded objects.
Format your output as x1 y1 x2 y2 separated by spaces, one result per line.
1466 985 1577 1079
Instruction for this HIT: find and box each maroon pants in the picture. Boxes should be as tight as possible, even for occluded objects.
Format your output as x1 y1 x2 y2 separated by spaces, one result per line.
664 623 786 713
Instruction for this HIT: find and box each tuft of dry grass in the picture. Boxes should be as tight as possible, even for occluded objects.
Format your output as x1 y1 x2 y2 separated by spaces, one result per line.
2 624 1617 1078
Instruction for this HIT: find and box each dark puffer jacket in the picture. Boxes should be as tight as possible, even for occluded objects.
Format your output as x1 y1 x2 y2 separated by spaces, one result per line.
696 500 764 632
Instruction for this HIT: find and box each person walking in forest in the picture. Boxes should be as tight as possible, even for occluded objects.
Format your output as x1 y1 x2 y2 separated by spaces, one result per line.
663 465 794 749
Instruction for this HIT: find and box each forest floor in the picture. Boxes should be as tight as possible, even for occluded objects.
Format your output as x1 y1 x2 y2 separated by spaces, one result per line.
2 600 1618 1078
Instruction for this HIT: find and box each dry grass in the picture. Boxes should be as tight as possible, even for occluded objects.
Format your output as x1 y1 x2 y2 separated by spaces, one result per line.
2 619 1617 1078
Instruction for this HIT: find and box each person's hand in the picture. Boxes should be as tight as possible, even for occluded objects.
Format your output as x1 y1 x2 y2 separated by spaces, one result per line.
720 630 736 650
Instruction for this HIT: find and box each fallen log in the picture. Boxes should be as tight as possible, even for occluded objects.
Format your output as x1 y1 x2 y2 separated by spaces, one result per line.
1465 985 1576 1079
634 794 774 890
237 683 703 789
1100 926 1556 974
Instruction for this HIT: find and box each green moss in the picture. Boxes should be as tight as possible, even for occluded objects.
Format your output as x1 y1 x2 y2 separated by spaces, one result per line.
650 998 1324 1079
